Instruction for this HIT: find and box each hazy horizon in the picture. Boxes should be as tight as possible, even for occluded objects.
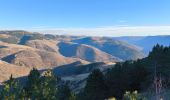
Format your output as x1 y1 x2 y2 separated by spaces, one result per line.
2 26 170 37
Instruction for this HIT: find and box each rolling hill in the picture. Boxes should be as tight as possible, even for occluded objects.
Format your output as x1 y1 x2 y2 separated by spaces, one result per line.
0 41 89 69
0 30 148 82
58 41 120 62
0 60 30 83
72 37 144 60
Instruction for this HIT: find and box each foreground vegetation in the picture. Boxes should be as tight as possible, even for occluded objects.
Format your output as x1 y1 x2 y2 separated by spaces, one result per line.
0 69 76 100
1 44 170 100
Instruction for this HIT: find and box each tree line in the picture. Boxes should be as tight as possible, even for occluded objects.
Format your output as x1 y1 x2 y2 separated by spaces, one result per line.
79 44 170 100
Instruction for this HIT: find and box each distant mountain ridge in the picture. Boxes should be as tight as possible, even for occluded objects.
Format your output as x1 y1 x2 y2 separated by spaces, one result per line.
113 35 170 54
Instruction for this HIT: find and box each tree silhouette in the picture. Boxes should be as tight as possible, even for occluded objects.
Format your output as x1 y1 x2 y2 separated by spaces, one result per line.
81 69 107 100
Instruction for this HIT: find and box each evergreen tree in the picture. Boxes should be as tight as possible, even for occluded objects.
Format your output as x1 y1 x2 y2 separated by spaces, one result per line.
69 92 76 100
105 60 150 99
0 75 21 100
57 84 75 100
80 69 107 100
123 91 146 100
39 70 57 100
0 68 76 100
25 68 41 99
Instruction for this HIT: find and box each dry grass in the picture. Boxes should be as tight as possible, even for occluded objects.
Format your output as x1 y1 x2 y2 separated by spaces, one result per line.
0 60 30 82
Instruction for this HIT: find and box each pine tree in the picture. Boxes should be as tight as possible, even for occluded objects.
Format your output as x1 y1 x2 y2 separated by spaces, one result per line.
123 91 146 100
0 75 21 100
39 70 57 100
57 84 74 100
81 69 107 100
25 68 41 99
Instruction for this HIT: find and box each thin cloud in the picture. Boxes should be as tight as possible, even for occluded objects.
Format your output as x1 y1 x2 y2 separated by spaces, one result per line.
29 25 170 37
1 25 170 37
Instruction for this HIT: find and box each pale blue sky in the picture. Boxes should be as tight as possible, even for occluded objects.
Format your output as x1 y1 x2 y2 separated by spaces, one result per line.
0 0 170 36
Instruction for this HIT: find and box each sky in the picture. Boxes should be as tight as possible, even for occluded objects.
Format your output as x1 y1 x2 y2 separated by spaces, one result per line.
0 0 170 36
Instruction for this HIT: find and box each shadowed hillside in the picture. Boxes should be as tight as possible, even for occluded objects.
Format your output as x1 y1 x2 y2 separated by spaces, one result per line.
58 41 120 62
0 41 89 69
72 37 144 60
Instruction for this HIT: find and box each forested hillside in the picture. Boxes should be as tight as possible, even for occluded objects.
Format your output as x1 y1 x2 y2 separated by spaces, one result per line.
78 44 170 100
